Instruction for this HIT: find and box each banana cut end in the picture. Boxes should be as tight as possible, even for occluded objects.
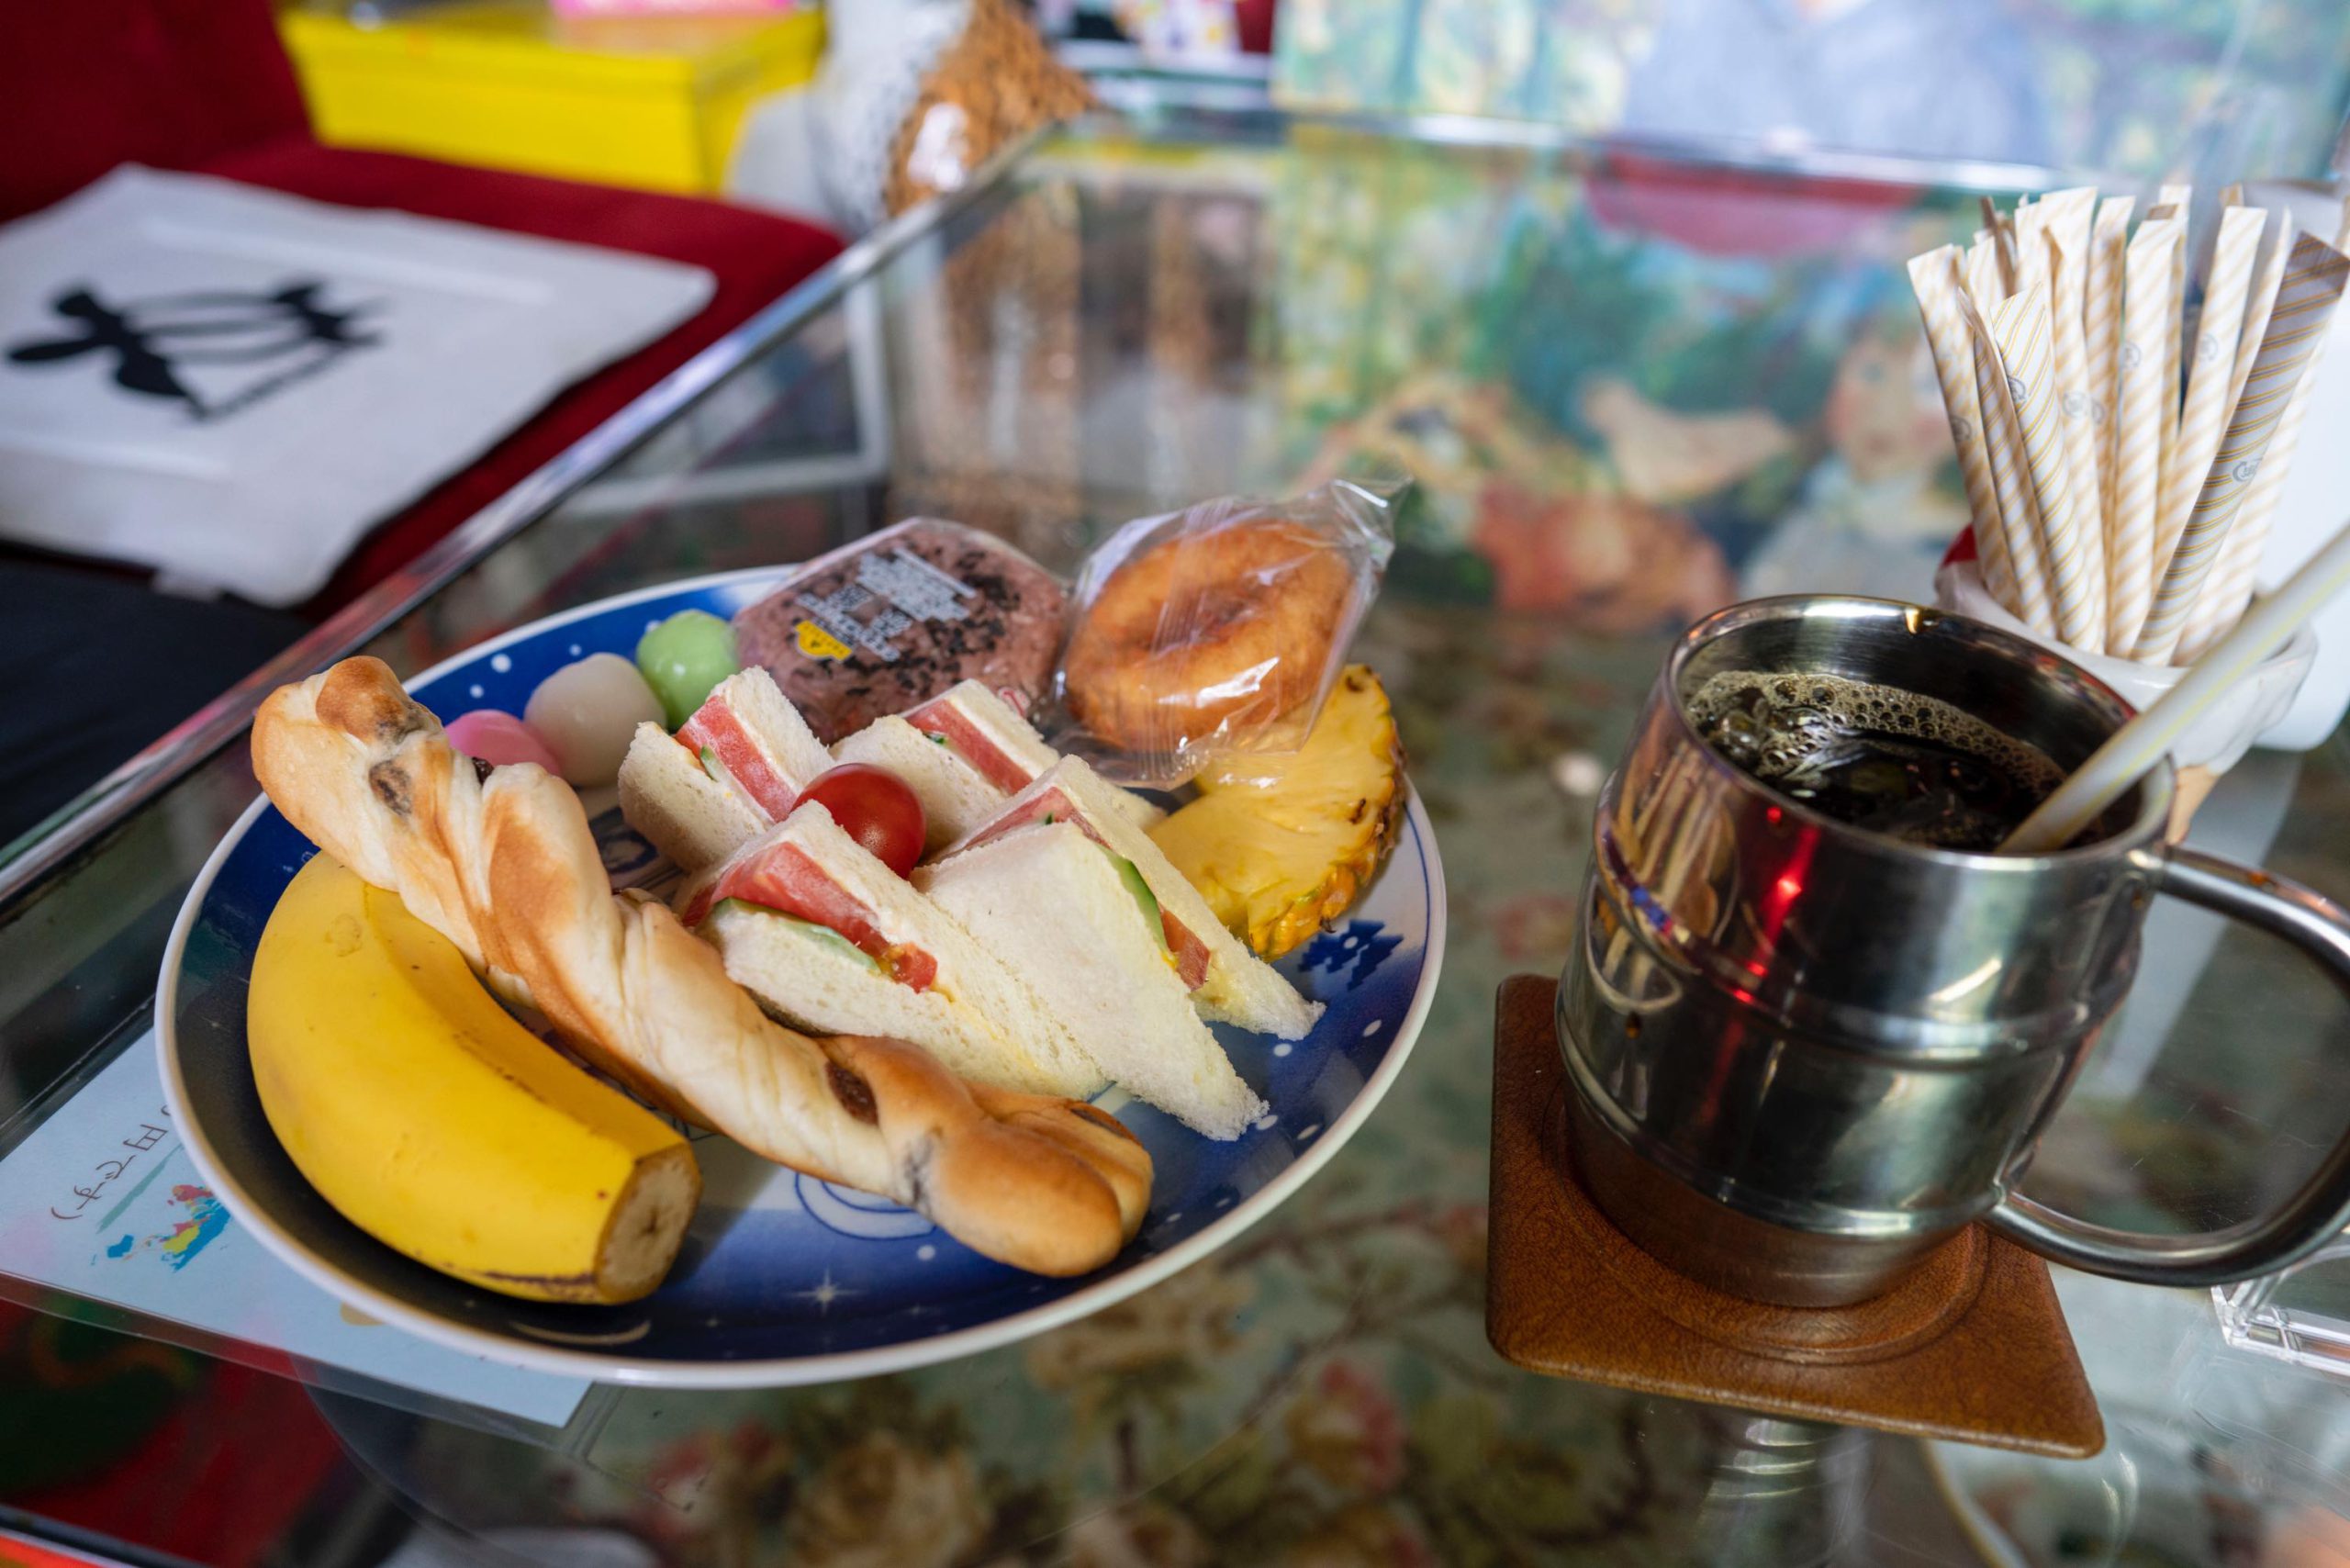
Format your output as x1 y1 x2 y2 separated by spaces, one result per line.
596 1143 701 1304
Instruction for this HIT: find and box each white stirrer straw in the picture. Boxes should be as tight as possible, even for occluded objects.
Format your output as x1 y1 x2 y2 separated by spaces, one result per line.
2000 513 2350 854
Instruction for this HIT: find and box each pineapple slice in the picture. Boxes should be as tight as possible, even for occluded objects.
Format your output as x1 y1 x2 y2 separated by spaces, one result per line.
1149 666 1406 959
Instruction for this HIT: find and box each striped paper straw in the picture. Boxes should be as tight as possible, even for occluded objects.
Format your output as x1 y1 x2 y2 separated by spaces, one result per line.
2044 188 2104 629
2015 201 2052 298
1966 230 2007 304
1989 285 2103 649
2088 196 2133 547
1908 248 2014 606
2225 208 2296 418
2132 232 2350 663
2155 207 2265 572
2178 208 2300 657
2148 199 2189 498
2108 215 2185 652
1960 291 2059 633
2175 364 2319 660
2183 210 2350 656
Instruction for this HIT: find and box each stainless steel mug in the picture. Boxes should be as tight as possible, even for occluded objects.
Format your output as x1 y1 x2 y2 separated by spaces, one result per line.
1560 595 2350 1307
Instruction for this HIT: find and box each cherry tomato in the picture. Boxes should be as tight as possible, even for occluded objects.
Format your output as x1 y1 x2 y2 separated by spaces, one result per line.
798 764 925 877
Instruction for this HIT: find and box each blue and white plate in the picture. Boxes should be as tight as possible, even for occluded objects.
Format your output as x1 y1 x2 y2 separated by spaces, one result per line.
158 569 1445 1387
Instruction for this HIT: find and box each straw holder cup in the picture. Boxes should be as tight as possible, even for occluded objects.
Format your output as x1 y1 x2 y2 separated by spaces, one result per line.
1559 596 2350 1308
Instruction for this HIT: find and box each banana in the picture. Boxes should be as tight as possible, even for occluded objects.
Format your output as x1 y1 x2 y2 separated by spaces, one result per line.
247 854 699 1304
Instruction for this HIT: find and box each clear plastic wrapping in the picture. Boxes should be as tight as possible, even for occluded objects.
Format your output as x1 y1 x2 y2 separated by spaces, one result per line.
1058 478 1398 786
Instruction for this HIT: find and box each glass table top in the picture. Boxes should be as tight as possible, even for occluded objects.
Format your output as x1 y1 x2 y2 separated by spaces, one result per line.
5 111 2350 1565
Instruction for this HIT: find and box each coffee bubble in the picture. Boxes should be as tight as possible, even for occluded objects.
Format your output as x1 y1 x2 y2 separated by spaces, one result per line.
1685 670 2064 850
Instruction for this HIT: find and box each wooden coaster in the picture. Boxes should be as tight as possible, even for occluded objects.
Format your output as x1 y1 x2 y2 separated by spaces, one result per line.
1485 975 2104 1458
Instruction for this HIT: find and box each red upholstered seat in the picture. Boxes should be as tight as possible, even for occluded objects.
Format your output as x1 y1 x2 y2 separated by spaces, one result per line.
0 0 312 223
0 0 842 617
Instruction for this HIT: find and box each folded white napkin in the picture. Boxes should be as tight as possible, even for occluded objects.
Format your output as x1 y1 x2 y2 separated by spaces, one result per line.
0 167 715 604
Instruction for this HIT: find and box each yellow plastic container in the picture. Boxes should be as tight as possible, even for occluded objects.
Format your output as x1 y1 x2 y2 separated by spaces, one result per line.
280 2 825 195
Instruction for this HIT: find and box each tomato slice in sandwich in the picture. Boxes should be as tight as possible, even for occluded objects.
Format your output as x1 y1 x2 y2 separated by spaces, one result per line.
691 843 937 991
903 695 1033 793
677 691 800 820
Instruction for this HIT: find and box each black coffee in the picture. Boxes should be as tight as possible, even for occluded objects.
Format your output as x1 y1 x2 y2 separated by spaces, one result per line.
1686 670 2063 851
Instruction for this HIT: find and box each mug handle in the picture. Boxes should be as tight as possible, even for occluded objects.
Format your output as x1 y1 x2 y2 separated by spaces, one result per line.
1986 846 2350 1287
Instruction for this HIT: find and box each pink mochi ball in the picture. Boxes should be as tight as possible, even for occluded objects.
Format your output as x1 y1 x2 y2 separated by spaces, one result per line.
442 710 564 773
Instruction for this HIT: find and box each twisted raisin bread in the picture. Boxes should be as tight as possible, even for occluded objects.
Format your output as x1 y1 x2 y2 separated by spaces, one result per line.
251 658 1150 1276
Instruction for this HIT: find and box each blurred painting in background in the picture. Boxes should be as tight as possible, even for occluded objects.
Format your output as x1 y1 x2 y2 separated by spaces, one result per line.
1240 0 2348 622
919 129 1986 622
1273 0 2350 189
881 0 2349 633
1255 132 1975 617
